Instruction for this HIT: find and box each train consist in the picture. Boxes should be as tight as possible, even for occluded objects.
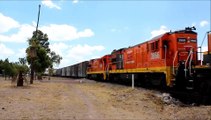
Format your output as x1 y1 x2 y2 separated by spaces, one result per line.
55 61 88 78
56 27 211 100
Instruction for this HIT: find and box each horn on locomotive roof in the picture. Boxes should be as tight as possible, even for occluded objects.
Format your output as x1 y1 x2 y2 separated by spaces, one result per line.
185 26 196 31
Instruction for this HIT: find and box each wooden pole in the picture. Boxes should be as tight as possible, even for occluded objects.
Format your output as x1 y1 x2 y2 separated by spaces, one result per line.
30 4 41 84
36 4 41 33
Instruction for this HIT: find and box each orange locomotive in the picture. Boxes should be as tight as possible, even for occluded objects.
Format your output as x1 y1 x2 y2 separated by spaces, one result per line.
87 27 211 91
87 55 110 80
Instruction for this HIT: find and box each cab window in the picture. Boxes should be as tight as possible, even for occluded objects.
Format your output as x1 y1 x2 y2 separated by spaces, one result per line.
150 40 159 51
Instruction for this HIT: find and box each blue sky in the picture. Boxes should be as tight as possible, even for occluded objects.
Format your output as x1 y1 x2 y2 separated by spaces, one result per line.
0 0 210 68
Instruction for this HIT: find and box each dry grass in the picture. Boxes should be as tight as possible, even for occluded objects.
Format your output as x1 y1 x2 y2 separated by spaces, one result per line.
0 77 211 119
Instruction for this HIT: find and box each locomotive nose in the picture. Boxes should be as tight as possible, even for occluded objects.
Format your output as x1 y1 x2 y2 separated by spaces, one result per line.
185 46 192 51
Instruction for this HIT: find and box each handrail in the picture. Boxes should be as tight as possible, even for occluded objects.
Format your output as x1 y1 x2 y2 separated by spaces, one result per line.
189 50 193 76
185 48 193 78
199 46 203 65
164 45 167 67
106 64 109 74
173 51 178 75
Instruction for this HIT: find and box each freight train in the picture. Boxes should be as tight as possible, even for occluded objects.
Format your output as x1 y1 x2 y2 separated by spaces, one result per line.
55 61 88 78
55 27 211 100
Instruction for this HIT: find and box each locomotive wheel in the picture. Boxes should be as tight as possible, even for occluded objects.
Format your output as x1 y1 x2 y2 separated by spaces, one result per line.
99 74 104 81
160 75 167 90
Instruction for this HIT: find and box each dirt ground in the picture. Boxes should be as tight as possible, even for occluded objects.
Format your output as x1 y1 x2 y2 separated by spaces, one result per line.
0 76 211 120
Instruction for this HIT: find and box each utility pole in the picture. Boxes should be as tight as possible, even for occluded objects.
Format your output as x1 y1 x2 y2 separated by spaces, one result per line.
30 4 41 84
36 4 41 34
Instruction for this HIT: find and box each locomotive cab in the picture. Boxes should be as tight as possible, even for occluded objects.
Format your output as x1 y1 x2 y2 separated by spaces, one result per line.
169 28 211 97
167 27 198 90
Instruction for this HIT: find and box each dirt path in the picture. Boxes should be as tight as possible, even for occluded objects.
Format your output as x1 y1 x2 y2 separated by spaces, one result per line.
71 84 99 119
47 79 101 119
0 77 211 119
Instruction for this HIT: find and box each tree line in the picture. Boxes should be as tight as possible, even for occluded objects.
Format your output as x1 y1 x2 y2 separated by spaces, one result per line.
0 58 28 79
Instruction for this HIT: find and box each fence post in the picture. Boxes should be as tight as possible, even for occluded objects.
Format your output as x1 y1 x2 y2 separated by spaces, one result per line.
132 74 134 89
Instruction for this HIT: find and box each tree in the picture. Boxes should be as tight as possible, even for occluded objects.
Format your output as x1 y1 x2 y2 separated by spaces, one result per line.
0 60 3 75
48 51 62 80
19 58 27 65
1 58 14 79
0 58 29 86
16 57 29 86
26 30 50 83
50 51 62 66
26 30 62 83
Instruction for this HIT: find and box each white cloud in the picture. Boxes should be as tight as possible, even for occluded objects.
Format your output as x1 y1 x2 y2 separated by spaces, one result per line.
199 46 208 53
150 25 169 39
0 43 14 58
40 24 94 41
72 0 79 4
0 22 94 43
16 48 27 58
0 13 94 43
41 0 61 10
110 27 128 33
111 28 121 33
49 42 69 56
111 29 117 32
198 46 208 60
32 21 36 27
50 43 105 68
67 44 104 57
200 20 209 27
66 44 104 67
0 24 34 43
78 29 94 37
0 13 20 33
191 22 196 27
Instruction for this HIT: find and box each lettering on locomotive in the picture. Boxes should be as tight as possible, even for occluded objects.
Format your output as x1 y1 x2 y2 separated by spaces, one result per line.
151 52 160 59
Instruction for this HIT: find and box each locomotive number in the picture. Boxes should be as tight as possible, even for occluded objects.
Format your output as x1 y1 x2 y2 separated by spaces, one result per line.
151 52 160 59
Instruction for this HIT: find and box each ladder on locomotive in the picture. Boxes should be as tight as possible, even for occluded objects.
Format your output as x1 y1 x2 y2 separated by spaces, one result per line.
172 48 194 90
185 48 195 90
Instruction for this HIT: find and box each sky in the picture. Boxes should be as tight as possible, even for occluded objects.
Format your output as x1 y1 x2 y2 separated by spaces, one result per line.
0 0 210 68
